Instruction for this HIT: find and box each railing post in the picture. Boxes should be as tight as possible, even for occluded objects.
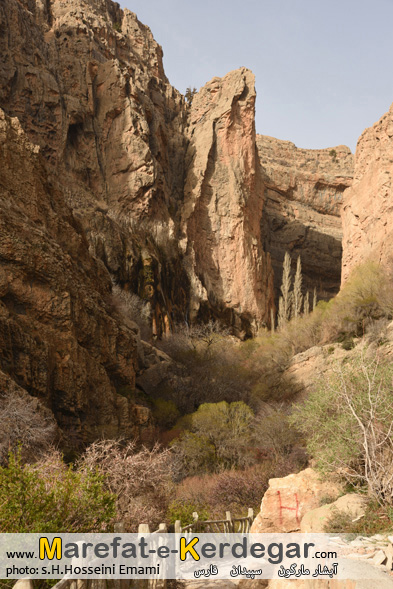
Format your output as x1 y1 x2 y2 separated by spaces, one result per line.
174 520 182 533
226 511 233 533
158 523 167 532
192 511 199 532
139 523 150 533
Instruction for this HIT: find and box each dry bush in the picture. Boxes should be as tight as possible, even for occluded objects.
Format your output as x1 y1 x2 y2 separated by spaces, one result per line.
251 403 301 461
0 390 58 465
260 263 393 362
291 349 393 505
158 324 252 413
239 333 299 406
170 401 255 477
365 317 390 345
174 464 278 519
320 262 393 343
159 320 230 361
79 440 174 531
110 284 152 339
278 306 327 354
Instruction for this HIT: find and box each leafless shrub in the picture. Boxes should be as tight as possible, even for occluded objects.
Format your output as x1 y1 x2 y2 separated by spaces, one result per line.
78 440 174 531
157 322 247 412
291 349 393 505
110 284 152 339
251 403 300 461
365 317 390 345
0 390 58 465
174 464 279 519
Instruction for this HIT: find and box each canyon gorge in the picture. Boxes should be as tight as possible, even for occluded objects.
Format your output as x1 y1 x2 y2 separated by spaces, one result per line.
0 0 391 446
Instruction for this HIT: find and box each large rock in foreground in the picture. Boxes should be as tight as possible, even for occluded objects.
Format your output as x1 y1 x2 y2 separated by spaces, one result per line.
251 468 342 533
300 493 367 533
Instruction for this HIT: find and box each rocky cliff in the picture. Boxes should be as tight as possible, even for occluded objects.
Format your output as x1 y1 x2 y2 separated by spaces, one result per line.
182 69 274 332
0 0 360 443
0 108 153 447
342 103 393 283
257 135 353 299
0 0 192 337
0 0 279 335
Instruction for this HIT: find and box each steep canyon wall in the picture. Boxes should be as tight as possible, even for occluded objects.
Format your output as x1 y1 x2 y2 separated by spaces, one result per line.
257 135 353 300
0 0 364 443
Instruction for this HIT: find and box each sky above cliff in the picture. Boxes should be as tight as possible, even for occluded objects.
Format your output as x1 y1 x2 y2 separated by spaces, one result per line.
124 0 393 152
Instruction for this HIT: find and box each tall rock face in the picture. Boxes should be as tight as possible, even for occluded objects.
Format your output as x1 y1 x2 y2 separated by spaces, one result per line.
0 109 150 447
0 0 359 444
0 0 190 335
182 69 274 333
342 104 393 283
0 0 276 336
0 0 277 442
257 136 354 299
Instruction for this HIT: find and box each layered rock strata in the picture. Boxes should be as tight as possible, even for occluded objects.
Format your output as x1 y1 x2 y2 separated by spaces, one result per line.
182 69 274 331
342 103 393 283
258 136 353 299
0 108 151 446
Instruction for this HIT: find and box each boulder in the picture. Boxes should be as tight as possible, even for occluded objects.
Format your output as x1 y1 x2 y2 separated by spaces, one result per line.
301 494 368 533
251 468 342 533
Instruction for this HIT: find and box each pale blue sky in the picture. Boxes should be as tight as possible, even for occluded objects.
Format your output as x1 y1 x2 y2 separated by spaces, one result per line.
123 0 393 152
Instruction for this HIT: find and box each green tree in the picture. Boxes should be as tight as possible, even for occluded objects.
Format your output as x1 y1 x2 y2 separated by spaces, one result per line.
171 401 254 476
185 86 197 104
0 449 115 532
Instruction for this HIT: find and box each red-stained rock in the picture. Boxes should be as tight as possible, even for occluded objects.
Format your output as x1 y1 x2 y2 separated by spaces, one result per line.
250 468 342 533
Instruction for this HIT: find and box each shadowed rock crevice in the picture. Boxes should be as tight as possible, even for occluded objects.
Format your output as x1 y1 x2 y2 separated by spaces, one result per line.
257 135 353 302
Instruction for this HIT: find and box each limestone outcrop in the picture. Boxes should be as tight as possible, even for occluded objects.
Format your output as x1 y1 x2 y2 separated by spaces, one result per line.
300 493 367 533
0 0 279 335
0 0 190 335
342 103 393 283
257 136 353 300
0 108 151 446
250 468 342 533
182 69 274 332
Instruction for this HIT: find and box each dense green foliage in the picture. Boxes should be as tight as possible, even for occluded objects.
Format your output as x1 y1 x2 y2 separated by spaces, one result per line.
167 500 209 527
171 401 254 475
0 449 116 533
